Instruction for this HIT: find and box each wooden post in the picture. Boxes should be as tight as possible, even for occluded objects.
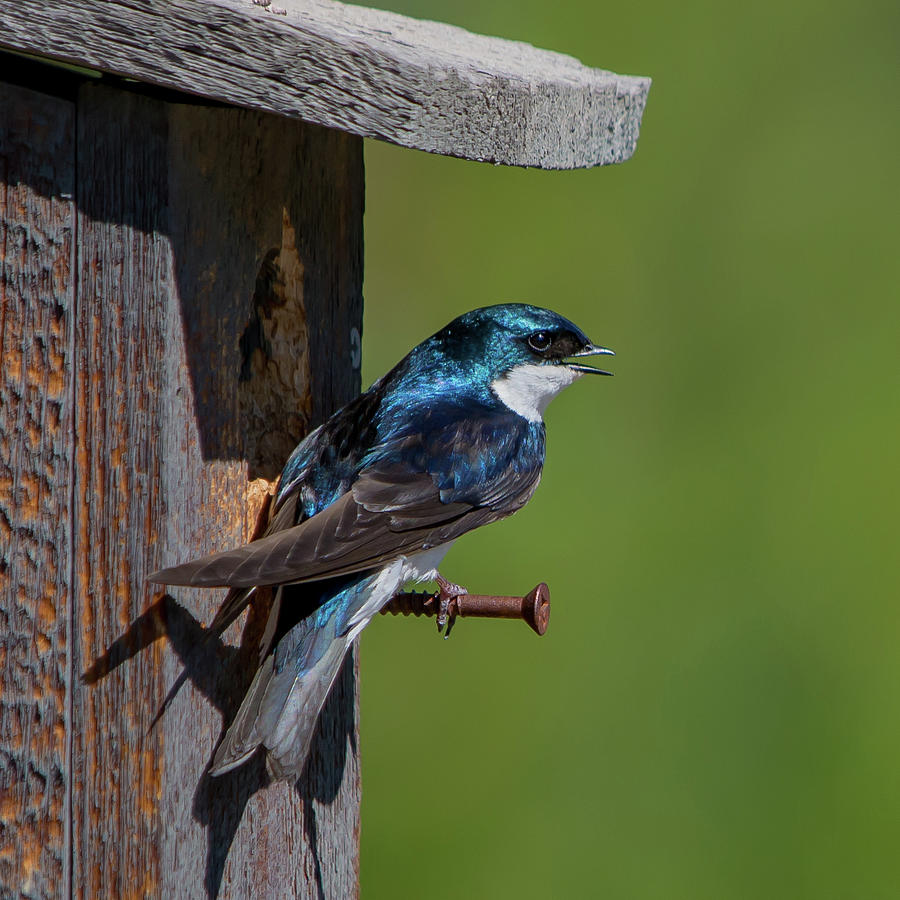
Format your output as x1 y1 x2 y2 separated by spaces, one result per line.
2 76 363 897
1 2 649 895
1 79 77 899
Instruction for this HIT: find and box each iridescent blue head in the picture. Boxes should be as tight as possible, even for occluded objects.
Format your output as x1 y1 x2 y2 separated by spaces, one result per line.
393 303 614 423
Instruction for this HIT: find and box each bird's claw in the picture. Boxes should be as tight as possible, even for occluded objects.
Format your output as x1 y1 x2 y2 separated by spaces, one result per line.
435 575 467 639
437 595 457 638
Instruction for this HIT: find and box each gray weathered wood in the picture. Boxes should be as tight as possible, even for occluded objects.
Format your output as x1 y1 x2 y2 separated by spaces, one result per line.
0 0 650 169
0 82 76 900
1 79 363 898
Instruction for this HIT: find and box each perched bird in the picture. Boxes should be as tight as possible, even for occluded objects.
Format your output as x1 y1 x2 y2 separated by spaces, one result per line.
150 304 613 779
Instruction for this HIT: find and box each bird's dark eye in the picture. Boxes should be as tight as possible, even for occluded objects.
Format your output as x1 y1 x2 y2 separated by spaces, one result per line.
528 331 552 352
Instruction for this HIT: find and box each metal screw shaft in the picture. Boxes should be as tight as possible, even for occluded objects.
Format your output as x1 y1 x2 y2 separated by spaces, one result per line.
380 582 550 636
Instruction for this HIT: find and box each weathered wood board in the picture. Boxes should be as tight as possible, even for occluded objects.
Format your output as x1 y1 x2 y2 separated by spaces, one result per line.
0 81 76 900
1 79 364 898
0 0 650 169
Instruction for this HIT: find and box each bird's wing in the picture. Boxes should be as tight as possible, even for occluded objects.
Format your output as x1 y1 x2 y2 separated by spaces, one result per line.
149 467 516 588
150 408 544 589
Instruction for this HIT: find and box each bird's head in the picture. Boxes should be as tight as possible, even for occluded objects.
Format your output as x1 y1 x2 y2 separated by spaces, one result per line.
426 304 614 422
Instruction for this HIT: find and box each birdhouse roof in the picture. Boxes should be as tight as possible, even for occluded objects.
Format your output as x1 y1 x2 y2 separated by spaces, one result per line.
0 0 650 169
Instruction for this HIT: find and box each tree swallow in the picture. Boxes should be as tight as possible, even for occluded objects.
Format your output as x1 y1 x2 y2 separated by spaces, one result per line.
150 304 613 779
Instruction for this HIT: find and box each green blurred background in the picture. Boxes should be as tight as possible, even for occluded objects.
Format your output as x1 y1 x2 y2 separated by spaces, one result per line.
355 1 900 897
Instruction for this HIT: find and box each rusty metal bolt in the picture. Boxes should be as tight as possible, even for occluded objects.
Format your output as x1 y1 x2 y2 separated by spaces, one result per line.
380 582 551 636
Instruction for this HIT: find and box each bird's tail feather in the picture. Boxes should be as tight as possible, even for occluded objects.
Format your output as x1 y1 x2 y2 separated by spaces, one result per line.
262 638 349 780
208 610 351 780
208 653 276 775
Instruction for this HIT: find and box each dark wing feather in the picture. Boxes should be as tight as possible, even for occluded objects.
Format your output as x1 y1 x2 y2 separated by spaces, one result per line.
150 407 544 590
150 461 538 589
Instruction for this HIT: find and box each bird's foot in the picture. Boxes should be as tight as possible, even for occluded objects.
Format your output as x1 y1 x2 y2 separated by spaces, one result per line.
434 574 467 639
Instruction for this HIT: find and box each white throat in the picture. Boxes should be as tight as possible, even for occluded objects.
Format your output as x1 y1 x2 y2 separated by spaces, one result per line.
491 364 582 422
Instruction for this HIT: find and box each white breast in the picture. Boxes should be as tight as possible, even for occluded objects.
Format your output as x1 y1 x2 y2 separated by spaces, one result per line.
402 543 455 584
343 542 455 637
491 364 582 422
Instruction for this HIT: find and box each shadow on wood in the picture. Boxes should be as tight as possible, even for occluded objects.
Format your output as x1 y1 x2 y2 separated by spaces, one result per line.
82 578 357 900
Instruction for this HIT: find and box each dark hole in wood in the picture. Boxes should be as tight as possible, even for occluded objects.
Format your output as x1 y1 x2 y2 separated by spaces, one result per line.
238 240 312 480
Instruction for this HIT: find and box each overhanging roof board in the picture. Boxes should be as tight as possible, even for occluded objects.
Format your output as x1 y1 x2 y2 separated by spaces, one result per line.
0 0 650 169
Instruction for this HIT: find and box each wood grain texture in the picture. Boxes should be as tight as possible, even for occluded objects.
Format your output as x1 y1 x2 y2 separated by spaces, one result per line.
72 85 364 898
0 0 650 169
2 78 363 897
0 83 76 900
71 87 171 900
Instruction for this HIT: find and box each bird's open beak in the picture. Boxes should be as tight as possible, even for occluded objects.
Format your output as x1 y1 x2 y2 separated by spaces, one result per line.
567 343 615 376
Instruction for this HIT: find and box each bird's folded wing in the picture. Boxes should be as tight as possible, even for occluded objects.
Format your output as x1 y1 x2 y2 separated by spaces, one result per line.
148 467 514 588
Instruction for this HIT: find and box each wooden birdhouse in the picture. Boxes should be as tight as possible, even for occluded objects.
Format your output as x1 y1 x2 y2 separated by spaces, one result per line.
0 1 649 895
